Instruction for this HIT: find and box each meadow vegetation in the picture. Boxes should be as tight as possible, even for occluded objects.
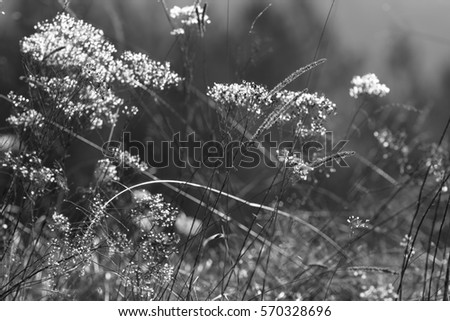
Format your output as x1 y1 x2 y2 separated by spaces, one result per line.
0 2 449 301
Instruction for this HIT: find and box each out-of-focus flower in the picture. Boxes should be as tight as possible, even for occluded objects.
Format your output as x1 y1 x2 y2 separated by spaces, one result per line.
175 211 202 237
347 215 371 231
400 234 416 256
21 13 118 83
94 159 119 184
170 28 185 36
360 283 398 301
109 148 149 172
349 73 390 99
169 4 211 29
425 143 449 192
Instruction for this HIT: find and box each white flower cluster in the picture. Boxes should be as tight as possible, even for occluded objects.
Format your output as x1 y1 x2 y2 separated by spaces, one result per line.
292 161 314 181
118 51 181 90
94 158 119 184
169 4 211 35
16 13 181 131
5 92 45 129
276 149 313 181
21 13 118 83
400 234 416 256
359 283 398 301
207 81 336 138
1 151 65 193
132 192 178 229
207 81 268 116
6 92 29 107
51 212 71 233
121 105 139 117
30 75 122 130
7 108 45 130
349 73 390 99
373 128 408 152
347 215 371 230
110 148 149 172
285 91 336 137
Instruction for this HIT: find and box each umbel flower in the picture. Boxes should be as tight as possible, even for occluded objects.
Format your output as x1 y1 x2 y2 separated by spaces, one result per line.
208 78 338 182
21 12 118 83
207 81 336 139
169 3 211 36
1 151 67 196
349 73 390 99
13 13 181 131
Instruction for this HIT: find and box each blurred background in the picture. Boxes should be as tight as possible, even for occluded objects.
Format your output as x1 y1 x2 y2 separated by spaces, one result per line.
1 0 449 203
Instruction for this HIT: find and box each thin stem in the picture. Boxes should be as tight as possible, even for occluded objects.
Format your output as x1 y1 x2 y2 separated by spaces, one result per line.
104 179 347 257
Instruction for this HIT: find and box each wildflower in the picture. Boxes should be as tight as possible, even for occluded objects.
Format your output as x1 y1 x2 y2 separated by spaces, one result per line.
118 51 182 90
360 283 398 301
169 4 211 35
27 74 122 130
347 216 371 231
289 91 336 137
292 161 314 181
131 192 179 231
207 81 268 116
51 212 71 233
7 92 29 108
374 128 397 149
121 105 139 117
16 13 180 131
349 73 390 99
276 149 314 181
21 13 118 83
109 147 149 172
208 79 336 144
6 108 45 130
400 234 415 256
1 151 66 195
170 28 185 36
94 159 119 183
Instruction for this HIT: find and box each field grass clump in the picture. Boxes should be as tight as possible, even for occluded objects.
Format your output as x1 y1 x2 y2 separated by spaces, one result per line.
1 3 450 301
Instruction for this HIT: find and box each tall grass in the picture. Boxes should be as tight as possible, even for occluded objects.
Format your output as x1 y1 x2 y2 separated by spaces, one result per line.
0 3 449 301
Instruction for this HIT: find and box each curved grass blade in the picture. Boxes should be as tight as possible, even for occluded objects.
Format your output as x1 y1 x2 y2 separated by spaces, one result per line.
266 58 326 98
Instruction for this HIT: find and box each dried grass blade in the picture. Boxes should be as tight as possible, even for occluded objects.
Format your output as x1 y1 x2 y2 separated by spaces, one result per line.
267 58 326 98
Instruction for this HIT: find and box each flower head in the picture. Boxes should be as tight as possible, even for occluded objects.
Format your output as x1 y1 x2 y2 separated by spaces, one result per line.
21 13 118 83
118 51 181 90
169 4 211 27
349 73 390 99
15 13 180 131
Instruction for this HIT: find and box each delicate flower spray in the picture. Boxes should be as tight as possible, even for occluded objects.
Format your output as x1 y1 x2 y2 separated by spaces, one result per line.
167 2 211 86
1 13 182 299
349 73 390 99
169 3 211 37
207 59 354 183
